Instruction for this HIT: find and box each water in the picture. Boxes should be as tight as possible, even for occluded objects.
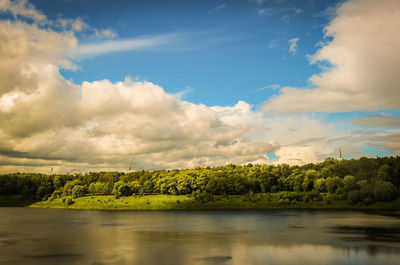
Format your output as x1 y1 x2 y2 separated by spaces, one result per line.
0 208 399 265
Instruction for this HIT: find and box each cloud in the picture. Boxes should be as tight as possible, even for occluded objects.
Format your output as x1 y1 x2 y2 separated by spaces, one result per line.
74 29 232 58
208 104 381 165
91 28 117 39
0 0 46 23
173 86 193 100
249 0 266 5
263 0 400 113
0 14 281 172
254 114 346 164
0 0 398 173
370 130 400 154
256 5 302 18
75 33 186 57
258 8 274 16
252 84 280 93
352 115 400 128
269 39 279 48
208 3 227 14
288 37 299 55
292 7 302 15
55 17 87 32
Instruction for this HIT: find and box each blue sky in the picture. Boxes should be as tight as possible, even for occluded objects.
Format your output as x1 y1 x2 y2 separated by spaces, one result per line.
0 0 399 172
36 0 334 106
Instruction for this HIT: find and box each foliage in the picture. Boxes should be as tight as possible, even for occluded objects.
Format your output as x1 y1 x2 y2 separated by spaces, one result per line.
71 185 86 198
1 156 400 206
373 180 396 202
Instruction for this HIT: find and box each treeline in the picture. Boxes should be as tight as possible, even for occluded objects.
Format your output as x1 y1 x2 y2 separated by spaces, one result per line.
1 156 400 205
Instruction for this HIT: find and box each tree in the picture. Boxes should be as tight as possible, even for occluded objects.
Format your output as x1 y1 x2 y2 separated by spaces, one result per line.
325 177 335 193
53 175 64 189
72 185 86 198
89 182 111 195
302 170 318 192
392 161 400 187
117 184 133 197
343 175 357 191
374 180 395 201
314 179 325 192
88 183 96 195
36 182 53 200
129 181 141 195
357 180 374 203
377 164 391 182
63 180 81 196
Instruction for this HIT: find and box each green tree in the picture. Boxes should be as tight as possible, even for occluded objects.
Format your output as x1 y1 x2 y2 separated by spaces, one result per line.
302 170 318 192
357 180 374 203
90 182 111 195
129 181 141 195
71 185 86 198
377 164 391 182
373 180 396 201
118 184 133 196
343 175 357 191
314 178 325 192
325 176 343 193
63 180 81 196
53 175 64 189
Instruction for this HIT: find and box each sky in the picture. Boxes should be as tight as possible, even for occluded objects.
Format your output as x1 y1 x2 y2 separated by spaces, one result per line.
0 0 399 173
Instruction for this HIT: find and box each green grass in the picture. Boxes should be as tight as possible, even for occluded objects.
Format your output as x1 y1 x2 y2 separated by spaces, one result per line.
28 193 400 210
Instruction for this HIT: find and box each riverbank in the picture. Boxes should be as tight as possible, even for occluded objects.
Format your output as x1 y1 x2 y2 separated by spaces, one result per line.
28 194 400 210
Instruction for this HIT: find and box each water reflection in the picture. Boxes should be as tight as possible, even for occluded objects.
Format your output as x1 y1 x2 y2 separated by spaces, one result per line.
0 208 399 265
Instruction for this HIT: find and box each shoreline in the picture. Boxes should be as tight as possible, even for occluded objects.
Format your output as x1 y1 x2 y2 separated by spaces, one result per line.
26 195 400 211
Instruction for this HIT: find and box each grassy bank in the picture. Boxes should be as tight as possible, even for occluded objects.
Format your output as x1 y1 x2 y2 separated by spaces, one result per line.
29 193 400 210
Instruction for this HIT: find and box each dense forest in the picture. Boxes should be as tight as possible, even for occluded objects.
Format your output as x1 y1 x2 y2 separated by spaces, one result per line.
1 156 400 206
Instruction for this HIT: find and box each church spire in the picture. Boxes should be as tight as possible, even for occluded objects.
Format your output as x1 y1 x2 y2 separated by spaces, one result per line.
339 148 344 161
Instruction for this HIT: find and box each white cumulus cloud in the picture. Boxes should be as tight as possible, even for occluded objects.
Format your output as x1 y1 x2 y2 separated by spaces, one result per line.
263 0 400 113
0 8 280 172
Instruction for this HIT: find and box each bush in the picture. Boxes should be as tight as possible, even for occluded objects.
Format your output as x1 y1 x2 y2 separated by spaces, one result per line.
279 192 303 202
278 199 290 205
66 198 74 205
303 191 322 202
348 190 362 203
49 188 63 201
363 197 374 205
194 190 213 203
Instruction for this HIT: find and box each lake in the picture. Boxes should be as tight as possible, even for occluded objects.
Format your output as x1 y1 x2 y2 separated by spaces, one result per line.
0 208 399 265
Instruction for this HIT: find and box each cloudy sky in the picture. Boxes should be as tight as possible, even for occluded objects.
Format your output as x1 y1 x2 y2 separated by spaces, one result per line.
0 0 399 173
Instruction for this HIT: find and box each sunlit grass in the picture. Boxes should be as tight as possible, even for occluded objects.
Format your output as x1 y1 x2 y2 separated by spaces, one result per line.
29 193 400 210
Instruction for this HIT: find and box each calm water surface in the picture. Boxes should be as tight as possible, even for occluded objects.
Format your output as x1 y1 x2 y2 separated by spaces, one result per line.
0 208 400 265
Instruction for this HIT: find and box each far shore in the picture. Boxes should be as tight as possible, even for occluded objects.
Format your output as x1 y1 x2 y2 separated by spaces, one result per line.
25 194 400 211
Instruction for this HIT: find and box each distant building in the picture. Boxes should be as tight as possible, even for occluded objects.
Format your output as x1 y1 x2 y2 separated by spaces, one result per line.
338 148 344 161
